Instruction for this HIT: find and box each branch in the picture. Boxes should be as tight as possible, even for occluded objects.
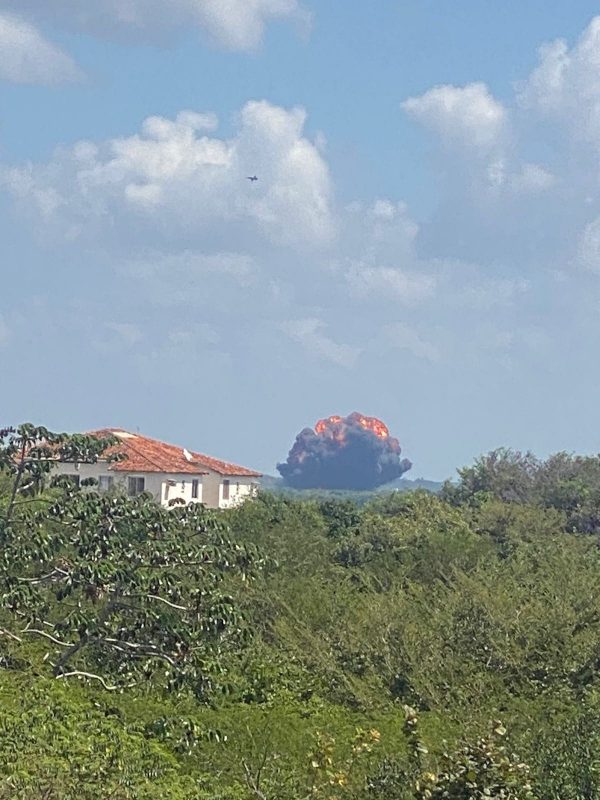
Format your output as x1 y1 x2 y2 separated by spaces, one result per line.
55 670 135 692
121 593 188 611
0 628 22 643
99 637 178 666
18 568 70 585
12 498 53 508
146 594 188 611
243 761 269 800
21 629 73 647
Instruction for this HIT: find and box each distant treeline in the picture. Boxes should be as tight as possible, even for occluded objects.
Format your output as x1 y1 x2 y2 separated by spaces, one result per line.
260 473 443 503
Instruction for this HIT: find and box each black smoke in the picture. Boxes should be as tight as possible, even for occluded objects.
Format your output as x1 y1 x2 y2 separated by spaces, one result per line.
277 412 412 490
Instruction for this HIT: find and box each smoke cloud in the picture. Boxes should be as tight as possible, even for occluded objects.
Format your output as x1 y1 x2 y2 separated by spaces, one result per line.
277 412 412 490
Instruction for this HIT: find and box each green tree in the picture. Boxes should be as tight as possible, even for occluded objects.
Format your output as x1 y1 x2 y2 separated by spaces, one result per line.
0 425 262 696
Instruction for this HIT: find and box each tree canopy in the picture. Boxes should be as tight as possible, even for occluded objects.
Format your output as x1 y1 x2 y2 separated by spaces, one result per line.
1 426 600 797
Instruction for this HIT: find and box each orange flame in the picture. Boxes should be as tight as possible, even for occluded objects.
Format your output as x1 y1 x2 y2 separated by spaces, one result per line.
315 413 390 440
315 415 342 435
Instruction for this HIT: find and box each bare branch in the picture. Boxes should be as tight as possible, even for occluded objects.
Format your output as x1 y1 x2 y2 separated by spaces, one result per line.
243 761 269 800
21 629 73 647
55 670 136 691
0 627 22 643
98 637 178 666
18 568 70 585
147 594 188 611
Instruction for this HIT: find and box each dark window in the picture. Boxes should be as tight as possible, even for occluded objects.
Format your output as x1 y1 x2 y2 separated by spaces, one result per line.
65 474 80 488
128 476 145 496
222 479 230 500
99 475 114 491
192 479 199 499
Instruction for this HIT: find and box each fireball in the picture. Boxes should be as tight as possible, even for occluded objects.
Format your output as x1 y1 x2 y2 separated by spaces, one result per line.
277 412 412 490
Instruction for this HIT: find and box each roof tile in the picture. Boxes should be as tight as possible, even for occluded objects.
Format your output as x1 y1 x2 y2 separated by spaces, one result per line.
87 429 262 478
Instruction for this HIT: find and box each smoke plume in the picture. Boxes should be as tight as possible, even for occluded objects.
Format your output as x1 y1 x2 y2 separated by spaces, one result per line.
277 412 412 490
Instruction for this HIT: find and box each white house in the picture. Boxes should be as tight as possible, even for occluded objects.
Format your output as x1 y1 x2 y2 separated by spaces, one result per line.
52 428 262 510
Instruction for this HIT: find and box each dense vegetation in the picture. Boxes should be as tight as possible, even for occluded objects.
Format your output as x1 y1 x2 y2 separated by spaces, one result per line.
2 428 600 797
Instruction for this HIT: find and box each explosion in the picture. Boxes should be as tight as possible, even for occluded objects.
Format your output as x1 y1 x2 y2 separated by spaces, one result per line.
277 412 412 490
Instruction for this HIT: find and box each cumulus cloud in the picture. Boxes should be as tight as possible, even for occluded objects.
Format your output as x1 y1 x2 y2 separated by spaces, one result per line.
281 318 361 368
402 82 507 153
518 17 600 144
0 11 82 84
3 0 309 51
0 101 334 248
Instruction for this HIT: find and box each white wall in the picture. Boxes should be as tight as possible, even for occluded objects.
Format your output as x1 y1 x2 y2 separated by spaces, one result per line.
52 461 258 509
52 461 205 507
202 471 259 509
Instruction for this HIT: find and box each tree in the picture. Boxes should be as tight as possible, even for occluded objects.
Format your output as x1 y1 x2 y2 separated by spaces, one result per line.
441 449 539 507
0 423 118 528
0 424 262 695
366 707 535 800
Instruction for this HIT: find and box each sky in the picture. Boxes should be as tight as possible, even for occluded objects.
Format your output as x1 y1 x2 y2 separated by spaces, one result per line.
2 1 600 481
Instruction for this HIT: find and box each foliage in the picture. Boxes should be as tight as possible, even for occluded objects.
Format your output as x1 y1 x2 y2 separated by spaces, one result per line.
0 675 201 799
2 498 260 696
1 425 600 797
366 708 534 800
443 447 600 533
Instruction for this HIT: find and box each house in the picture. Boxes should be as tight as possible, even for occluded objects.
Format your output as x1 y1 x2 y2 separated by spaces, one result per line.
51 428 262 509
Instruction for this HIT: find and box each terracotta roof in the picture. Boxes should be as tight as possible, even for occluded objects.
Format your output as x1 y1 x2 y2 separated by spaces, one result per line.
86 429 262 478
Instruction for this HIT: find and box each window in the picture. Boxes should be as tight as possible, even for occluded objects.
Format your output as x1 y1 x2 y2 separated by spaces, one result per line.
128 476 145 496
99 475 114 491
222 479 230 500
192 479 199 499
65 474 80 488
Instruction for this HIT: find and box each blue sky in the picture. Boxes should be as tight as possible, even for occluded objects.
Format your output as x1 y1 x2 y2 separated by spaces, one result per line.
2 1 600 480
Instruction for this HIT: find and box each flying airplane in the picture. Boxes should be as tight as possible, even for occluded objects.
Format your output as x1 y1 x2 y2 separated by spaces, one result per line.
246 175 258 182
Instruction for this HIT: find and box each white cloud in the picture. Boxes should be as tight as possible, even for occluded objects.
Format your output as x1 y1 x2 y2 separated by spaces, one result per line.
345 264 436 304
4 0 309 51
0 101 334 248
186 0 310 50
383 323 440 363
519 17 600 144
402 82 507 152
0 11 81 84
281 318 361 368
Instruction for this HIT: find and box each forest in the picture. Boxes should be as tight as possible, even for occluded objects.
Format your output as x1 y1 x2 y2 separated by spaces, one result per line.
2 425 600 798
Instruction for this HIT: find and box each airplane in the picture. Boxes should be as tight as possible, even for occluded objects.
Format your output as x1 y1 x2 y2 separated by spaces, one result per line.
246 175 258 182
